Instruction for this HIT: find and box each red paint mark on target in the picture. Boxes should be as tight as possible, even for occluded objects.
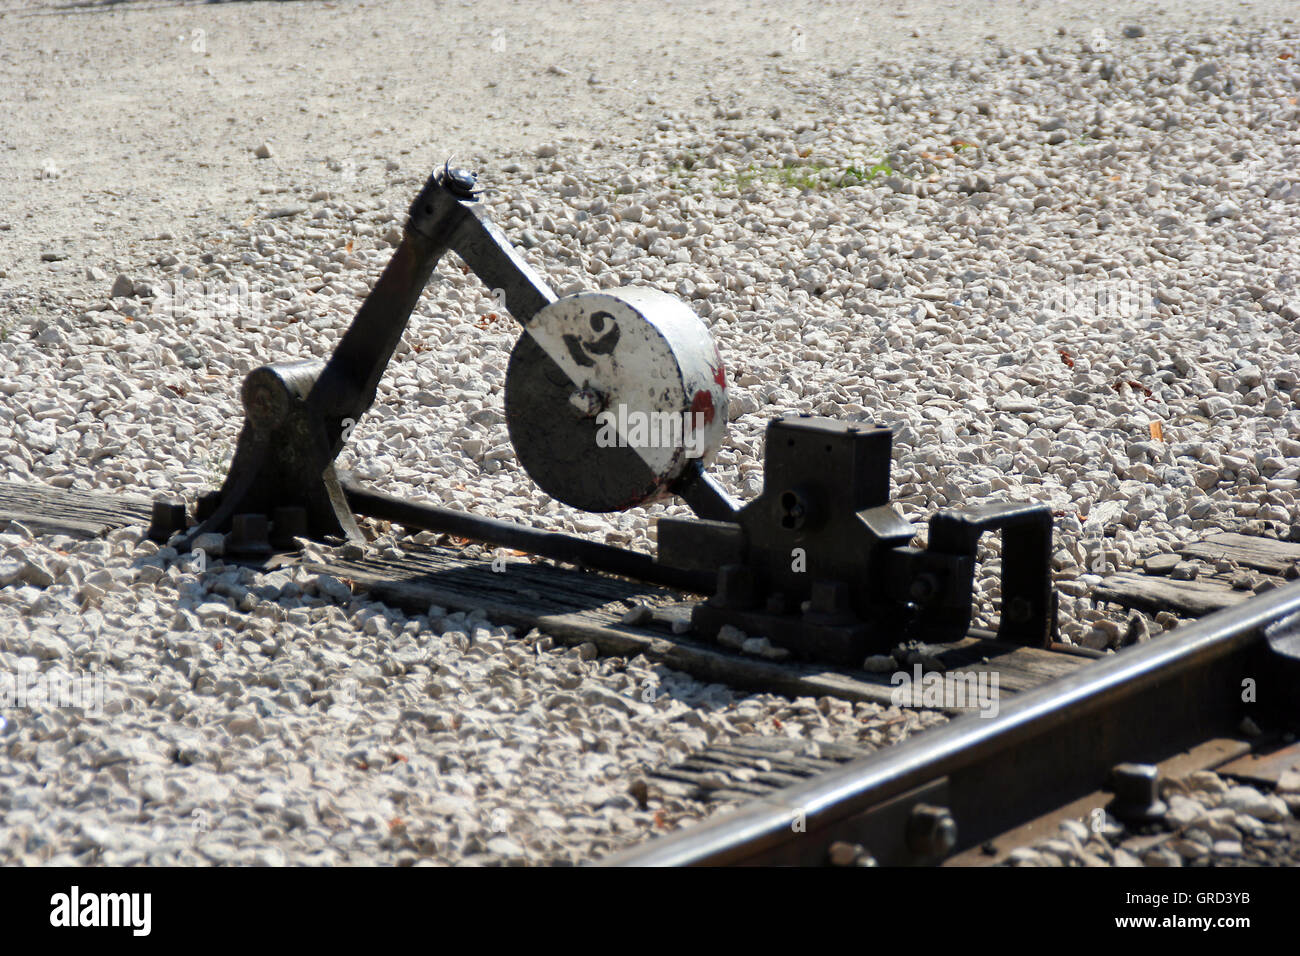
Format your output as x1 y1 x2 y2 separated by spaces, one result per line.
691 389 716 425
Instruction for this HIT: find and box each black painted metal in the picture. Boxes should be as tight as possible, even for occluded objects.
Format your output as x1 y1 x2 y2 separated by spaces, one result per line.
174 166 558 550
599 577 1300 866
177 164 731 552
146 498 186 543
661 414 1056 664
671 460 741 522
927 502 1055 646
341 480 713 595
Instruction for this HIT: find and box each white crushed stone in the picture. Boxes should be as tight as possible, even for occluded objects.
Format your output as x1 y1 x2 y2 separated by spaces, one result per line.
2 3 1299 864
0 527 940 864
1003 769 1300 867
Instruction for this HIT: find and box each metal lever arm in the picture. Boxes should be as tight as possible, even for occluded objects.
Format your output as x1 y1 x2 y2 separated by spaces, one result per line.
307 167 556 455
672 460 741 522
175 166 558 548
443 201 556 325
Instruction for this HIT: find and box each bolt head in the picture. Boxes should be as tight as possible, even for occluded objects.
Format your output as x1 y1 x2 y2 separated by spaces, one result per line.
909 573 938 602
1111 762 1159 797
1005 596 1033 623
1107 763 1167 823
906 803 958 858
445 166 478 198
147 498 187 543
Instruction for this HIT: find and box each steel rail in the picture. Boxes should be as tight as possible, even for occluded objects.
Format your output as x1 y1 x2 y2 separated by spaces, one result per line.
599 577 1300 866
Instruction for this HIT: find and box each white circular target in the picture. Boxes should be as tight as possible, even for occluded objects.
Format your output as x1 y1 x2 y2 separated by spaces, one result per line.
504 287 728 512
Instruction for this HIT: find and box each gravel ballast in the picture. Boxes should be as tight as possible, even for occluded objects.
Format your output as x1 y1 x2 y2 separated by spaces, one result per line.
1002 770 1300 867
2 1 1299 864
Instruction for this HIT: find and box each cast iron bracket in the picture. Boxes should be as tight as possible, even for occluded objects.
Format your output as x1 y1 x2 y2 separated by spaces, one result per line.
657 414 1056 664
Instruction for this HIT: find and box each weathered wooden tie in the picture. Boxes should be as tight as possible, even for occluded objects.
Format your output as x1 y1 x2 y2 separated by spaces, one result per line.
1096 532 1300 618
0 480 153 539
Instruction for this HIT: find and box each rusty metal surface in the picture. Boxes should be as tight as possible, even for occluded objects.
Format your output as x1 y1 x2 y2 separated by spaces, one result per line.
1217 740 1300 786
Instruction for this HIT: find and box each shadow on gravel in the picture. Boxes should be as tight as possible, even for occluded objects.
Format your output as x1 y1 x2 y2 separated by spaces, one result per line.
133 538 748 702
